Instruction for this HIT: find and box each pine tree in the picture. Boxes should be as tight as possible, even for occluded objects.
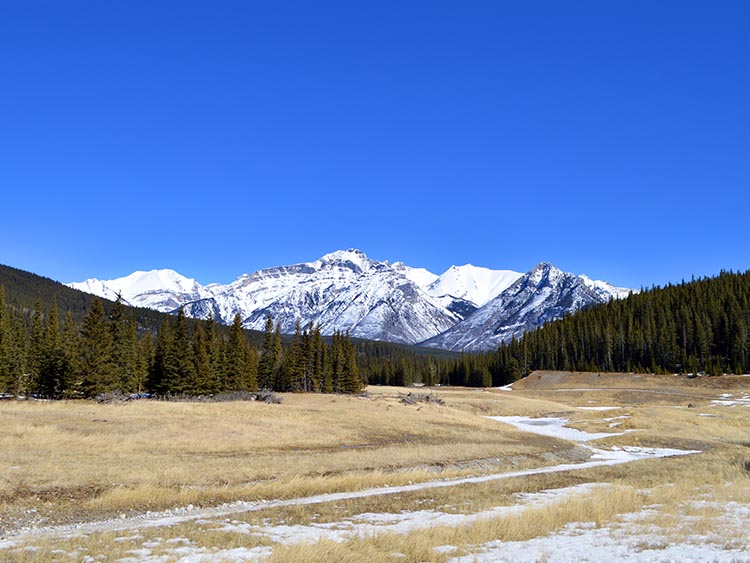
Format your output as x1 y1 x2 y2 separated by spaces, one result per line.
258 315 277 390
79 299 116 397
36 299 69 398
226 313 258 392
192 321 212 394
0 286 13 392
149 316 176 395
133 329 153 394
109 296 135 392
61 310 81 397
308 324 324 392
286 320 306 391
170 308 196 393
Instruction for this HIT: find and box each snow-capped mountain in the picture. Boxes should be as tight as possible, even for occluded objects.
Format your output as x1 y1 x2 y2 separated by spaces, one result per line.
420 262 632 351
421 264 522 319
68 251 632 350
70 250 459 345
68 269 212 312
425 264 522 308
179 250 459 344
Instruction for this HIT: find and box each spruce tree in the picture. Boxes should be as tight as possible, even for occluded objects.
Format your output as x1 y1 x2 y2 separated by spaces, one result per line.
61 310 81 397
109 296 135 392
79 299 116 397
0 286 13 392
36 300 69 398
192 321 212 394
226 313 258 392
258 315 276 390
170 308 196 393
149 316 176 395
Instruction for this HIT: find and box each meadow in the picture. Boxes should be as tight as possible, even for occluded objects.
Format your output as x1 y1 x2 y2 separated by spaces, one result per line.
1 373 749 562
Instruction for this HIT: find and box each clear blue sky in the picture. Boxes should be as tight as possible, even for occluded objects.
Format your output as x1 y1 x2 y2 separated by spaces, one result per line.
2 1 748 289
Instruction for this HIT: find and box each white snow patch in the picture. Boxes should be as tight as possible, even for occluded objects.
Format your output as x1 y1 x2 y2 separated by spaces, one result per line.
446 499 750 563
210 484 606 547
711 392 750 407
489 416 626 442
577 406 621 411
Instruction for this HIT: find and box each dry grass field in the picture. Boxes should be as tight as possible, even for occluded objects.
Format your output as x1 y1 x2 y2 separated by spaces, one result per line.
1 373 749 562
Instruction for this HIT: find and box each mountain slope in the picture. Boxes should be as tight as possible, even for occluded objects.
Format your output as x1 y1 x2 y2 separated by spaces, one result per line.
421 262 632 351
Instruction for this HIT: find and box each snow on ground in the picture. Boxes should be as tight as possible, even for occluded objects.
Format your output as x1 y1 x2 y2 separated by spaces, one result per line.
488 416 629 442
578 406 621 411
447 499 750 563
711 392 750 407
209 483 605 548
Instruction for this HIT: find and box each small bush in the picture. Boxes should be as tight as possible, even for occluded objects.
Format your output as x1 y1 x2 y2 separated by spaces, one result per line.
256 388 283 404
400 392 445 406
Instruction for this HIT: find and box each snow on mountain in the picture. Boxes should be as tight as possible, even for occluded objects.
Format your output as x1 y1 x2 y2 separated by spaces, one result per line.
113 250 459 345
391 261 439 289
68 252 632 350
68 269 211 312
426 264 523 307
420 262 633 352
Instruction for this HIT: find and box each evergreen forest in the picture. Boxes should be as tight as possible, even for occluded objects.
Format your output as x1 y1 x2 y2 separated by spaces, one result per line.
492 270 750 378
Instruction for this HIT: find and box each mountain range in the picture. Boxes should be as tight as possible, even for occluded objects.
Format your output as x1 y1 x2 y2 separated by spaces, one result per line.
68 249 632 351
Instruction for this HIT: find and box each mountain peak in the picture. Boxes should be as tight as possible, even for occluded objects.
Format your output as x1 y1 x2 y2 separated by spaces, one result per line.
316 249 376 273
428 264 523 307
529 261 557 273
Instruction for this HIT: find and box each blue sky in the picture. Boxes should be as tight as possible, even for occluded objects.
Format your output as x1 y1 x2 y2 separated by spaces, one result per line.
2 1 748 289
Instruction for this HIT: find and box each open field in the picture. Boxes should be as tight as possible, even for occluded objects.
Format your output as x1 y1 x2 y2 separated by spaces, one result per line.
1 373 749 562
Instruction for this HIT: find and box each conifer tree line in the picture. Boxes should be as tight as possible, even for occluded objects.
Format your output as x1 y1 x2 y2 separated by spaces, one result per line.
0 290 363 398
358 340 501 387
493 270 750 377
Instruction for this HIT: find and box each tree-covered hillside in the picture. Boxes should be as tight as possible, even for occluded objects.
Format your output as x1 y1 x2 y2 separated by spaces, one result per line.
0 263 174 333
495 270 750 377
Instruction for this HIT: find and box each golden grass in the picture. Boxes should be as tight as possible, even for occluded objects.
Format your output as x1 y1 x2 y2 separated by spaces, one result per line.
2 374 750 562
0 390 576 524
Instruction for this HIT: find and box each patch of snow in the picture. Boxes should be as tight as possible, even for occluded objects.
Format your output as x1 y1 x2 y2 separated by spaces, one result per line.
489 416 626 442
577 406 621 411
711 397 750 407
446 498 750 563
210 484 606 548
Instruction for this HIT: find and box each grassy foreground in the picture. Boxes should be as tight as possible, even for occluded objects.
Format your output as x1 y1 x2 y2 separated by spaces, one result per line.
0 388 578 529
1 374 749 562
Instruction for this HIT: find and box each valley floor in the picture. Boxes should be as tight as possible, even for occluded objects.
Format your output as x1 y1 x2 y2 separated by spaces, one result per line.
1 373 749 562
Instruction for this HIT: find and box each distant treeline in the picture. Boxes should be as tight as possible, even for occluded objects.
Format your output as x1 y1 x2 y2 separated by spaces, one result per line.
493 270 750 377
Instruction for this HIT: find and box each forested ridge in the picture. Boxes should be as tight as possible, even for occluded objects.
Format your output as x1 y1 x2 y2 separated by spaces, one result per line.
494 270 750 377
